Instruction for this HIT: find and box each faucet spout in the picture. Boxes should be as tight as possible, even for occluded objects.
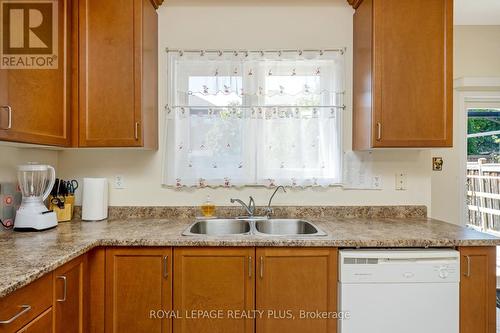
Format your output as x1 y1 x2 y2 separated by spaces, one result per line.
266 186 286 217
230 198 254 216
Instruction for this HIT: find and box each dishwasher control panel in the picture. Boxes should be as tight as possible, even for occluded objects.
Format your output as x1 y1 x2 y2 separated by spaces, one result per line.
339 249 460 283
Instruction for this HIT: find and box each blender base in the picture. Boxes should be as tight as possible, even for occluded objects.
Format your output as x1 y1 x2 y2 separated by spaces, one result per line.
14 206 58 231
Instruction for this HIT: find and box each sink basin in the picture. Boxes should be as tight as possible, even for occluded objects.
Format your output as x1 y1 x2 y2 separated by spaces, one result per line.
255 219 326 236
183 219 251 236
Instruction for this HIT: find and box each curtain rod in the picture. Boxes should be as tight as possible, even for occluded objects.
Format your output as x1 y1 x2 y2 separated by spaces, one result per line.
165 48 346 55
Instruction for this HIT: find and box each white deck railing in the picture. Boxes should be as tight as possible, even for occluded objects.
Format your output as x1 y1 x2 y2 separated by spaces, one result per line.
467 159 500 235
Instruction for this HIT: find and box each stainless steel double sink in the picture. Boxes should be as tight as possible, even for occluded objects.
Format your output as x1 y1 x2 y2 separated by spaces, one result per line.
182 218 327 237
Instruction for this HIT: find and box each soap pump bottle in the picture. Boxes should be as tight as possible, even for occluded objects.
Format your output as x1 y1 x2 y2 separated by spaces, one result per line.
201 195 216 217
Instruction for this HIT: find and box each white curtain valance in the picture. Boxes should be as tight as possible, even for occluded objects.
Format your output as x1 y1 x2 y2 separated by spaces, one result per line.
163 49 345 188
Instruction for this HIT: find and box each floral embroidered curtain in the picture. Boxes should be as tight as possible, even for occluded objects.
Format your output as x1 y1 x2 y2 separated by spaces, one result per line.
163 49 345 188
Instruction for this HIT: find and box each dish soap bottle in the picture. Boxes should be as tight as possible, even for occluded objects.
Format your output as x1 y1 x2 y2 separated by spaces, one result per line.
201 195 216 217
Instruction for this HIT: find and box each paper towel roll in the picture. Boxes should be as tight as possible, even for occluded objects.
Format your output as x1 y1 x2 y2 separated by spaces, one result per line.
82 178 108 221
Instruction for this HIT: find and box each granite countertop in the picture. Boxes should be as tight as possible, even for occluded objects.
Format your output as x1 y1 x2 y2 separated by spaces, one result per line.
0 216 499 298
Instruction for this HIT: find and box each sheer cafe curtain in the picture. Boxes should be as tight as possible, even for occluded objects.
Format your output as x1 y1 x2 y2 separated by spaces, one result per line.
163 49 345 188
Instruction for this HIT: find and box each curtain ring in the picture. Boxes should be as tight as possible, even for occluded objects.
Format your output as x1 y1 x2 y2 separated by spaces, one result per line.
218 50 223 57
319 50 324 56
260 51 264 57
200 50 205 56
179 50 184 56
298 50 303 56
234 51 238 57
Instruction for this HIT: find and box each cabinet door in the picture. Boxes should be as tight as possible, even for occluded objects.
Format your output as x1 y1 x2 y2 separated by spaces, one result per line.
105 248 172 333
54 255 87 333
372 0 452 147
16 308 53 333
78 0 157 148
256 248 337 333
459 246 496 333
173 247 255 333
0 0 72 146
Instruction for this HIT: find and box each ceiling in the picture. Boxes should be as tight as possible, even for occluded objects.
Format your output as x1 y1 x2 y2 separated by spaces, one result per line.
455 0 500 25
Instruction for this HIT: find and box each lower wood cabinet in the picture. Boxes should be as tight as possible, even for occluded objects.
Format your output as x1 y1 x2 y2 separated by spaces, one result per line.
105 247 172 333
1 246 497 333
15 308 52 333
0 273 53 333
53 255 87 333
256 248 338 333
173 247 255 333
459 246 496 333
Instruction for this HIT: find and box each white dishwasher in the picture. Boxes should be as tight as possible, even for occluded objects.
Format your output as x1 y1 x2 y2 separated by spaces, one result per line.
338 249 459 333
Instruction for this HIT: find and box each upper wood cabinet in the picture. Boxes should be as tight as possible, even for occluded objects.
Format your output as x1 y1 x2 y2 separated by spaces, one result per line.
78 0 158 148
53 255 87 333
351 0 453 149
459 246 496 333
173 247 255 333
105 247 172 333
0 0 73 146
256 248 338 333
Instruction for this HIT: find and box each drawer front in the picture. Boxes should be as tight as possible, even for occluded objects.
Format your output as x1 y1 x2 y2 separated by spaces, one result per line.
0 273 53 333
16 308 53 333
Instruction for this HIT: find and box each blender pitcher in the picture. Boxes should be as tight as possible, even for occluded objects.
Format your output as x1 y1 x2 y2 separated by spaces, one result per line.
14 164 58 231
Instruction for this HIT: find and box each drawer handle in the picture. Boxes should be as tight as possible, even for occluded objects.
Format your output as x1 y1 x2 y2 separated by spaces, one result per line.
0 105 12 130
0 305 31 324
163 256 168 279
56 275 67 302
376 122 382 141
260 256 264 279
248 256 252 278
134 122 140 140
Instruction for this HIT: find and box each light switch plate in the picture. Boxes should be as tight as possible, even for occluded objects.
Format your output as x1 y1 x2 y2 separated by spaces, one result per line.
395 173 406 190
113 175 126 189
372 175 382 189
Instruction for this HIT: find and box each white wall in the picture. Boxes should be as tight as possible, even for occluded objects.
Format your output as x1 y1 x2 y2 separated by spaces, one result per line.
0 144 59 183
55 1 431 207
430 25 500 225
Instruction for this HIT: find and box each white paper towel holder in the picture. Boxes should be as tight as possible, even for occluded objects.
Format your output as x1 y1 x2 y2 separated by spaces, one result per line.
82 177 109 221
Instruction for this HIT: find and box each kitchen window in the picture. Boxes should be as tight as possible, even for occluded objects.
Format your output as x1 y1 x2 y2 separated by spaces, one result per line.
163 49 345 188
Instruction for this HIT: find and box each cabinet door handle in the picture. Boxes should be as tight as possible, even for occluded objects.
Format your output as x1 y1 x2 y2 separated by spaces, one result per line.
259 256 264 279
248 256 252 278
163 256 168 279
0 105 12 130
56 275 67 302
134 122 140 140
464 255 471 277
0 305 31 324
376 122 382 141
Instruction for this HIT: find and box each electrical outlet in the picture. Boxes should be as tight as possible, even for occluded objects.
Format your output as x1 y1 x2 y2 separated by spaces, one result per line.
114 175 126 189
372 175 382 189
395 173 406 190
